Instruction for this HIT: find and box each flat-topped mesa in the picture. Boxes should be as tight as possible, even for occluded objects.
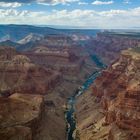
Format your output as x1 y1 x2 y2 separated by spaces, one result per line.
0 47 61 96
0 93 44 140
26 46 79 61
41 35 73 48
96 32 140 45
92 49 140 139
34 47 70 56
24 46 83 75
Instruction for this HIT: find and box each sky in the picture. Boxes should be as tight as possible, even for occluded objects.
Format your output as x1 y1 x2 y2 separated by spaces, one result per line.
0 0 140 28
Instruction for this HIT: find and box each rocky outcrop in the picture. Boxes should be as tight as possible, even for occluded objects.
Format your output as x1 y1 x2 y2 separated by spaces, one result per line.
0 93 44 140
18 33 43 44
92 49 140 139
0 47 61 96
75 49 140 140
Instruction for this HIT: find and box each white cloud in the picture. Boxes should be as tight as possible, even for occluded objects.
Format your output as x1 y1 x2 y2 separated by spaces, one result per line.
37 0 79 5
92 0 114 5
78 2 88 5
0 2 22 8
0 7 140 29
0 9 29 17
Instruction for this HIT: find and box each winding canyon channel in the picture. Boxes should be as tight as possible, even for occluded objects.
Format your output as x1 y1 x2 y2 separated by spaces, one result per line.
66 55 106 140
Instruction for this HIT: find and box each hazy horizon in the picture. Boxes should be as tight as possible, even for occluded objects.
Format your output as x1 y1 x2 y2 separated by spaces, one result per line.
0 24 140 30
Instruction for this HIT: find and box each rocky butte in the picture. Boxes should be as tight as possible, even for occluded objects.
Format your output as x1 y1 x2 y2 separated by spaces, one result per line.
0 47 60 96
75 48 140 140
24 46 82 75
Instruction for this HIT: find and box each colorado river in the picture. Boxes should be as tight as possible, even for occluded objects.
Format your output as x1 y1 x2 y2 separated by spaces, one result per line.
65 55 106 140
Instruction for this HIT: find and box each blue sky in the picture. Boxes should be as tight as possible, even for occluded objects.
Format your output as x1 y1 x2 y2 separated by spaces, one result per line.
0 0 140 28
16 0 140 12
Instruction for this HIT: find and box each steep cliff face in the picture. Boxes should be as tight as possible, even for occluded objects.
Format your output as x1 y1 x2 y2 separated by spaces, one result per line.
0 47 61 96
76 49 140 140
94 49 140 139
0 93 44 140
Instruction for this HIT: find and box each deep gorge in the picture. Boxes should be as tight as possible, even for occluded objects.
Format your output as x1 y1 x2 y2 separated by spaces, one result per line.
0 27 140 140
66 54 106 140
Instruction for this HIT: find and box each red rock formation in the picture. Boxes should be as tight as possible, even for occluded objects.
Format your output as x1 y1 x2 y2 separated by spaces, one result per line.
0 47 61 96
93 49 140 139
0 93 44 140
24 46 83 75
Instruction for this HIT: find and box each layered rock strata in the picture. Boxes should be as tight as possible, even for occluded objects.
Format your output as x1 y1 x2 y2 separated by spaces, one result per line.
0 47 61 96
76 49 140 140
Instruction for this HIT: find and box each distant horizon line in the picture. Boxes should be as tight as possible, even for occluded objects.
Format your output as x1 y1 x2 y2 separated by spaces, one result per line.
0 24 140 30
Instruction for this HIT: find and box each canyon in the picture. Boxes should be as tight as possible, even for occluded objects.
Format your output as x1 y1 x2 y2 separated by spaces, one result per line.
0 27 139 140
75 48 140 140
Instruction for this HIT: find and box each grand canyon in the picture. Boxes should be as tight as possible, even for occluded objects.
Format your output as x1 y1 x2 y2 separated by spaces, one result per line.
0 24 139 140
